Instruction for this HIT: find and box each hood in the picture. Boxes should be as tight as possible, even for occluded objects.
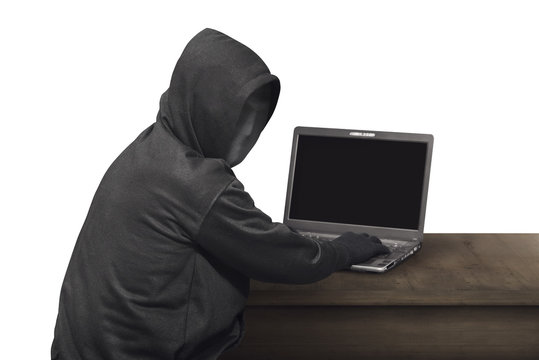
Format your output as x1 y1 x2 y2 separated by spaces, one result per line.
157 28 280 167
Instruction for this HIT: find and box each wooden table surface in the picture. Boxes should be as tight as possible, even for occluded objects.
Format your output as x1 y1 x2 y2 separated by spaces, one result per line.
248 233 539 306
222 234 539 360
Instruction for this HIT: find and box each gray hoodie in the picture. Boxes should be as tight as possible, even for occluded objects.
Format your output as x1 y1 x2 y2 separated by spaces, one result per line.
51 28 349 360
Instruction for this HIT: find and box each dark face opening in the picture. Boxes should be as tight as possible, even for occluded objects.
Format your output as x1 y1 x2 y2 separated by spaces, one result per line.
225 81 278 166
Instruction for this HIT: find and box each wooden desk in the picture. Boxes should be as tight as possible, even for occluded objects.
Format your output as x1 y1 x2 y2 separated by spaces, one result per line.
221 234 539 360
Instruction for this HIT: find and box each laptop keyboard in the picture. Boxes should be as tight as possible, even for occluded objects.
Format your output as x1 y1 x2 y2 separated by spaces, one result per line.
302 233 412 256
303 233 335 242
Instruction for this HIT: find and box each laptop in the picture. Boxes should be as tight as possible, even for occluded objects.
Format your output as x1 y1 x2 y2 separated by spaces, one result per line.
283 126 434 273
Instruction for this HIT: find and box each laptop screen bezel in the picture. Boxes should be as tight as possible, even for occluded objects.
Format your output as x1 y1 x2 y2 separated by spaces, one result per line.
283 126 434 241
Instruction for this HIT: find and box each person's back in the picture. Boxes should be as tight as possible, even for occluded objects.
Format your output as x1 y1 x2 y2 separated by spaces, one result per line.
51 28 389 360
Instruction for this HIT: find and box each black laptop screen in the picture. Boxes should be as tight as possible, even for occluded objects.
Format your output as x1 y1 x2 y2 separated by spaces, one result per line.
289 135 428 230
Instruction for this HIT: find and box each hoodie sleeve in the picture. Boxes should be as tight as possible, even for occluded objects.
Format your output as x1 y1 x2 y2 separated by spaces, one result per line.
194 178 351 284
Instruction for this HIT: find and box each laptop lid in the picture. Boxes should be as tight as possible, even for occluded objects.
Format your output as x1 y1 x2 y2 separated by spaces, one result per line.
283 126 434 241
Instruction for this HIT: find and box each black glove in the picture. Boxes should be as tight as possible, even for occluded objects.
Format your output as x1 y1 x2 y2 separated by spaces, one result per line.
332 232 390 268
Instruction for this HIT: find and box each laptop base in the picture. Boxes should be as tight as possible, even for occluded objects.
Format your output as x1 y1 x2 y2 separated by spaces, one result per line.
301 231 422 273
351 242 422 273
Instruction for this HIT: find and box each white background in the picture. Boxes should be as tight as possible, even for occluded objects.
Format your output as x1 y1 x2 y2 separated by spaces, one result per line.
1 0 538 357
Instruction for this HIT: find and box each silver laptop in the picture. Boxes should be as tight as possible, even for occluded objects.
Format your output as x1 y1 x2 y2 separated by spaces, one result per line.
283 126 434 273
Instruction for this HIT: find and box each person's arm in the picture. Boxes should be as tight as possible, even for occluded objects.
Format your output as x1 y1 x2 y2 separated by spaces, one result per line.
194 178 387 284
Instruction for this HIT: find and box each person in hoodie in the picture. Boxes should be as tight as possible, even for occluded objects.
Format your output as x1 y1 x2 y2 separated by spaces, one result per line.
51 28 390 360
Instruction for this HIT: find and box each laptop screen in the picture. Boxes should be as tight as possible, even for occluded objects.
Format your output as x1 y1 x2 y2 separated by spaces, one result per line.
289 135 428 230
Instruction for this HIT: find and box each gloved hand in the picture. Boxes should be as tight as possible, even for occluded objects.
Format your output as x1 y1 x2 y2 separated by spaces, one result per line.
332 232 390 268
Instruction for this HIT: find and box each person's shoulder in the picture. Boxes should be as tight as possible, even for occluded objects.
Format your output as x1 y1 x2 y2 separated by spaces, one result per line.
135 123 234 179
